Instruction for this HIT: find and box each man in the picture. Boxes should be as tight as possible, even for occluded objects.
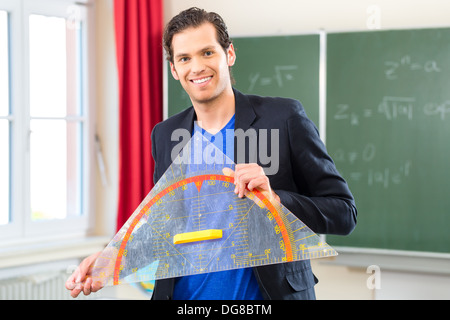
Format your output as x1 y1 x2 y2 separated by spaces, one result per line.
66 7 356 300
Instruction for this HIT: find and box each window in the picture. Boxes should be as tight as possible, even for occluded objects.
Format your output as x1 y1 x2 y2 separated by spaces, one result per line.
0 0 94 240
29 14 85 222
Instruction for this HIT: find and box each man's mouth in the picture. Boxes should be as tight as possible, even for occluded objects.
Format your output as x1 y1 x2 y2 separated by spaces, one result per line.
191 76 212 84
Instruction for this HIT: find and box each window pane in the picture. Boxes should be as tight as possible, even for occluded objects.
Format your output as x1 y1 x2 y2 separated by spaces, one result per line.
30 120 83 221
0 120 10 225
0 10 9 116
29 14 82 117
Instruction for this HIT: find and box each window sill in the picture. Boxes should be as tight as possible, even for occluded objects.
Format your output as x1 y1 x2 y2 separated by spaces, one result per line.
0 235 110 269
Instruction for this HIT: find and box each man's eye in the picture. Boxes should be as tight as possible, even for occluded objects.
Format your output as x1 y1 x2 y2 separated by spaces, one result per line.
179 57 189 62
204 51 213 56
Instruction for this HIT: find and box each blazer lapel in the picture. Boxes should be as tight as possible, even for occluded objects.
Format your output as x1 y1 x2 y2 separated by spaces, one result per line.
234 88 256 132
179 106 196 133
168 106 196 162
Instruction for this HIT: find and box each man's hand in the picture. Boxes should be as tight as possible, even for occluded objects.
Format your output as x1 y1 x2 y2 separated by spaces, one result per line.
223 163 280 203
65 251 103 298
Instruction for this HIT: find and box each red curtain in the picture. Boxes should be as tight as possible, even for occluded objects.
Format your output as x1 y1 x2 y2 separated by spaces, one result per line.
114 0 164 230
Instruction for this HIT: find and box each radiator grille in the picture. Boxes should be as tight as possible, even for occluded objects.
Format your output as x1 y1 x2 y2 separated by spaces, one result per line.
0 271 98 300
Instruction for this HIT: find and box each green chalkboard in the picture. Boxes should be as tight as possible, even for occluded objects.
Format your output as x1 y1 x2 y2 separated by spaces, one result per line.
166 34 320 128
326 28 450 253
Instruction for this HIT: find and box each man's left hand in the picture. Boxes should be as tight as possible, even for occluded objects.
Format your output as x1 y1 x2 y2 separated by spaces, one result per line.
223 163 280 203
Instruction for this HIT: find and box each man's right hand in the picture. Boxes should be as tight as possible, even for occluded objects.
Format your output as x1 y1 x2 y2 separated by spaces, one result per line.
65 251 103 298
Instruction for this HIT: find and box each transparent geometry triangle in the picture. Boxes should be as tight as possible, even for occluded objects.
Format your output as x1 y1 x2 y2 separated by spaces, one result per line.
90 131 337 286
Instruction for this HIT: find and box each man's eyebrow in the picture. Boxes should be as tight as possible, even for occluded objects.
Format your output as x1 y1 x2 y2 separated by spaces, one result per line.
200 46 216 52
174 45 217 59
174 52 189 59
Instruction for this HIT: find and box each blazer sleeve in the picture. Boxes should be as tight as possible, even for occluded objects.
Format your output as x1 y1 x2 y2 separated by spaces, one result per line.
274 113 357 236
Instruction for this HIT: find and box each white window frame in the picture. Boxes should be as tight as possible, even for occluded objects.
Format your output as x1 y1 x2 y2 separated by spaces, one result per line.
0 0 96 242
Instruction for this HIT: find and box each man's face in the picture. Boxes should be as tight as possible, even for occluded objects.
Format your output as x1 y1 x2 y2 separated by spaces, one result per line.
170 22 236 106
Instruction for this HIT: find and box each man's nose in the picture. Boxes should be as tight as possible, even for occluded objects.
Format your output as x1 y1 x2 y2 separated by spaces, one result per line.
191 57 206 74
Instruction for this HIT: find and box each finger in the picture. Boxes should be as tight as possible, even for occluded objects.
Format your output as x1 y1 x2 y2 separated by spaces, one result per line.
234 174 249 198
234 167 255 198
70 284 83 298
83 278 93 296
66 266 85 291
73 268 87 285
232 171 246 198
222 167 235 177
65 272 77 290
237 179 247 198
246 175 268 191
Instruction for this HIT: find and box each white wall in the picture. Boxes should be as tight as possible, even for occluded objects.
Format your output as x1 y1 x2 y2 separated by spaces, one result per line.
95 0 119 237
94 0 450 300
165 0 450 35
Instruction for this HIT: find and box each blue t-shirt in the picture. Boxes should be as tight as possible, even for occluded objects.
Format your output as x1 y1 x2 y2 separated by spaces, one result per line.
172 115 263 300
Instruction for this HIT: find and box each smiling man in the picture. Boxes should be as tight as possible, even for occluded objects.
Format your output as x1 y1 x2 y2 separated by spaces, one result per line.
66 7 357 300
150 7 357 300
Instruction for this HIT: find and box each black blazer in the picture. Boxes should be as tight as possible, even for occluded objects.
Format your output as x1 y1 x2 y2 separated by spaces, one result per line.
150 88 357 300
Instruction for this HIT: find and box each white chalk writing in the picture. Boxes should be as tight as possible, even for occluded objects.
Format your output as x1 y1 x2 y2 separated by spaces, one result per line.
248 65 298 91
385 55 441 80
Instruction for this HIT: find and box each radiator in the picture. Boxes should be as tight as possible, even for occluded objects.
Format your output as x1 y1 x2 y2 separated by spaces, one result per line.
0 271 97 300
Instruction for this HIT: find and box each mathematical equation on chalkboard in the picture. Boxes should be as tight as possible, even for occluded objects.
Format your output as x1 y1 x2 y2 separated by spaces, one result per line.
247 65 298 92
384 55 442 80
334 96 450 126
331 50 449 190
333 143 412 189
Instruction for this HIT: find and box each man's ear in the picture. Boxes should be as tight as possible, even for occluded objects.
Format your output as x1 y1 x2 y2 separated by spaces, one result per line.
170 62 180 80
227 43 236 67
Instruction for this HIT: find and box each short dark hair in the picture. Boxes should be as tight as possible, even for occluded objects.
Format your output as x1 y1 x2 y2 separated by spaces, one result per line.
163 7 233 63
